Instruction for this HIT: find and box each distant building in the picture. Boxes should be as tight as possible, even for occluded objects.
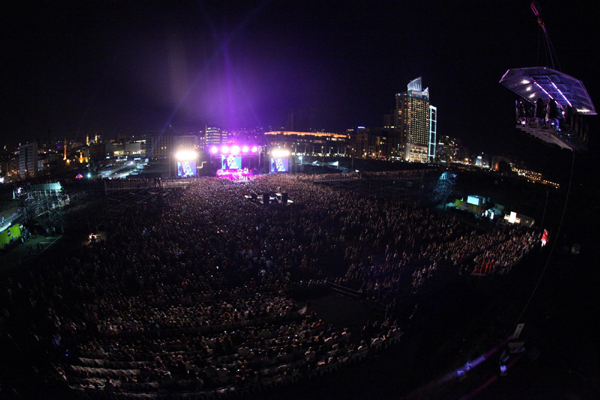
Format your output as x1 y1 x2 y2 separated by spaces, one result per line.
45 152 63 172
429 105 437 162
436 135 460 163
352 127 399 159
264 131 349 156
230 127 265 144
69 145 89 166
90 142 114 162
396 77 437 163
147 133 198 160
18 142 38 179
457 147 471 164
475 154 491 169
383 111 396 129
112 140 146 157
204 126 228 149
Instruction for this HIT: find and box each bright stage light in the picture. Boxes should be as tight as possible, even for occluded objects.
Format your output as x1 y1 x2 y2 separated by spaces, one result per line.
251 146 258 153
210 146 218 154
217 167 251 179
175 150 198 161
271 149 290 157
221 145 230 154
242 145 249 153
231 145 240 155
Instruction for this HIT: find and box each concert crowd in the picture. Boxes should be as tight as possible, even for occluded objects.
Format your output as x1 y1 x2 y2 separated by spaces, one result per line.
0 173 540 398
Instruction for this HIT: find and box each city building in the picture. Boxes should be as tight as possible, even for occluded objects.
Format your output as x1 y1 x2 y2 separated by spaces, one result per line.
204 126 228 149
436 135 460 163
396 77 437 163
230 127 265 145
89 142 114 162
474 154 491 169
112 139 146 157
18 142 38 179
429 105 437 162
264 131 350 156
383 110 396 129
67 144 89 166
352 127 399 159
147 132 198 160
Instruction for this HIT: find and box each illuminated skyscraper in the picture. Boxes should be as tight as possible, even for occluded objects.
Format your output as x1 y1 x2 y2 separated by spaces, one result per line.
396 77 436 162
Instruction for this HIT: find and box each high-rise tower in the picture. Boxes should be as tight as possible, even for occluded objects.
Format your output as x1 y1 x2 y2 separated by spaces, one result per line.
396 77 436 162
19 142 38 179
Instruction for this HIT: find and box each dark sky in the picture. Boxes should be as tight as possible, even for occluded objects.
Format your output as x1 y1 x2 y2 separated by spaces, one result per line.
1 0 598 161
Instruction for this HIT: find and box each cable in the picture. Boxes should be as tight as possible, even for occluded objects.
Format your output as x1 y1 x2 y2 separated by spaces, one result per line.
513 150 575 325
533 3 562 70
545 31 562 71
536 26 542 66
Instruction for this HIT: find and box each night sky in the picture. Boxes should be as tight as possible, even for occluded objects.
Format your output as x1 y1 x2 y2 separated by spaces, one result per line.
2 0 599 163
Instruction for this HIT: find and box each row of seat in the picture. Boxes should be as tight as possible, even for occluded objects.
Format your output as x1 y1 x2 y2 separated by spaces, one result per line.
68 331 404 399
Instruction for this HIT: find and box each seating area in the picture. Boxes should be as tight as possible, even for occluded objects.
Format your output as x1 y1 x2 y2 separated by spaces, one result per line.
65 312 403 398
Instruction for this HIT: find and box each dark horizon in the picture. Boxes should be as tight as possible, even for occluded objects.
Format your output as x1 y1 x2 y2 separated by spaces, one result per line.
2 1 598 161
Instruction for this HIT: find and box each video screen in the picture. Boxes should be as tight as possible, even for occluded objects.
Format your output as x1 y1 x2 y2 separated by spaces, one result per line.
221 155 242 170
177 161 196 177
270 158 289 172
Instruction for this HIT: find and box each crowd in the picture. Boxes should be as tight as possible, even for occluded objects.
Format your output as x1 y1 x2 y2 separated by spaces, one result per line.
303 169 426 182
340 220 539 303
0 173 541 398
470 229 539 275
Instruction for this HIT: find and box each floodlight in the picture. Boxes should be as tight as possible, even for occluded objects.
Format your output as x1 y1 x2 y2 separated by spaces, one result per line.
210 146 218 154
242 145 249 153
175 150 198 160
271 149 290 157
251 146 258 153
231 145 240 155
221 146 229 154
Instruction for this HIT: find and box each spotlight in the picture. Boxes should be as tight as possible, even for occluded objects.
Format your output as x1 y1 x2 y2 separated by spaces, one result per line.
210 146 218 154
231 145 240 155
221 146 229 154
271 149 290 157
251 146 258 153
175 150 198 160
242 145 249 153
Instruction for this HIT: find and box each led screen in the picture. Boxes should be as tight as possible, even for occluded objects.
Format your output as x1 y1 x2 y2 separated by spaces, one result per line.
270 158 289 172
221 155 242 170
177 161 196 177
467 195 482 206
